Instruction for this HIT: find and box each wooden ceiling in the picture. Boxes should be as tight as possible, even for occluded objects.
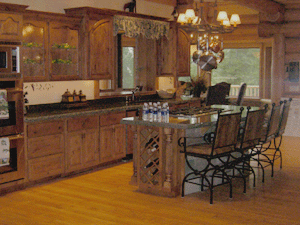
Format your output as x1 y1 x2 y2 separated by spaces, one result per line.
146 0 299 24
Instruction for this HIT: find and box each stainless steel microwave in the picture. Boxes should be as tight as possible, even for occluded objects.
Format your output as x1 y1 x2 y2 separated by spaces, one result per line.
0 41 21 74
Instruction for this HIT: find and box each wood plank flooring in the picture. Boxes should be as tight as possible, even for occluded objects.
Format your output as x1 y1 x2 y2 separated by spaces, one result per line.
1 136 300 225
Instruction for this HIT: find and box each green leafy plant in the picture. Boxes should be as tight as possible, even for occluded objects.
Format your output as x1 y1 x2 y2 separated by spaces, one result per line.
51 58 73 64
23 42 42 47
23 59 39 64
52 43 76 49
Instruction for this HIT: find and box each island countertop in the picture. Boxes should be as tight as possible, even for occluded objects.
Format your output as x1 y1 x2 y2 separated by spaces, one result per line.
121 104 253 129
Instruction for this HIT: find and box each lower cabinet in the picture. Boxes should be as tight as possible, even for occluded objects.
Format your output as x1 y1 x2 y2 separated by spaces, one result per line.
26 120 64 181
25 111 127 181
125 110 138 155
65 116 99 173
100 112 126 163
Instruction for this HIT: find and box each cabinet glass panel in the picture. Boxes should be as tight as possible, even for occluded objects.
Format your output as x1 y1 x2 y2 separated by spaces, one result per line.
22 23 46 79
50 25 79 78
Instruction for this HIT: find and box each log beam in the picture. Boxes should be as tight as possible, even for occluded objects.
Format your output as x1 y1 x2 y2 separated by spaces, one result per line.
224 0 284 15
223 0 285 23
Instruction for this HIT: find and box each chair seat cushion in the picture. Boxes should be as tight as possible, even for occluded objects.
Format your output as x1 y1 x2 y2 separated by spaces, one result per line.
186 143 234 156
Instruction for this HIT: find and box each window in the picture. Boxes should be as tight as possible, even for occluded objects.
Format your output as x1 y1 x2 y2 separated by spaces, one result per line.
122 47 135 89
190 45 260 98
117 34 136 90
212 48 260 97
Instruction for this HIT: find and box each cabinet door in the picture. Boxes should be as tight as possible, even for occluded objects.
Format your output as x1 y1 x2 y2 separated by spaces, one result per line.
0 13 23 41
100 125 115 163
89 18 114 79
28 154 64 181
23 20 48 82
177 28 190 77
83 129 99 165
65 131 84 173
125 110 137 155
114 124 126 159
157 22 176 76
49 21 80 80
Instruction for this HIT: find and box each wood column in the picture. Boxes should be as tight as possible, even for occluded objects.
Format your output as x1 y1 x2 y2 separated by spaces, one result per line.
163 128 173 189
271 34 285 103
130 125 138 185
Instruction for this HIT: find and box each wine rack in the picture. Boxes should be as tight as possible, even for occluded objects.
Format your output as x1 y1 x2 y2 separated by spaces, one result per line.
138 126 162 186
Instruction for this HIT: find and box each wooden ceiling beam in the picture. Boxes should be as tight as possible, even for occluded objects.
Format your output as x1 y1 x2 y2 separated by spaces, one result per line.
223 0 285 15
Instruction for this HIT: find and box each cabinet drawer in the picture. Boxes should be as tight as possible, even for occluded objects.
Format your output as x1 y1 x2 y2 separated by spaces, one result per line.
27 120 64 137
28 154 64 181
100 112 126 126
67 116 99 132
27 134 64 159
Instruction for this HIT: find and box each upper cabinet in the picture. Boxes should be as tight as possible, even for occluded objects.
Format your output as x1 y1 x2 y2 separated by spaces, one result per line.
89 18 114 80
65 8 117 81
177 28 190 77
0 3 28 41
157 22 177 77
0 13 23 41
22 20 48 81
49 21 80 80
22 12 81 82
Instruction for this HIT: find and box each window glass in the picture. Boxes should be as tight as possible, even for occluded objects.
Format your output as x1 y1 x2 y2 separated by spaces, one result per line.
122 47 135 89
190 45 198 82
212 48 260 97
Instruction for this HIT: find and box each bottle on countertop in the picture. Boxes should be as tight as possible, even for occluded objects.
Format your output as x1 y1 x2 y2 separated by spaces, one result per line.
157 105 162 122
62 89 73 102
148 102 153 122
73 90 80 102
161 102 169 123
161 103 166 122
142 103 149 121
79 90 86 102
166 103 170 123
153 102 158 122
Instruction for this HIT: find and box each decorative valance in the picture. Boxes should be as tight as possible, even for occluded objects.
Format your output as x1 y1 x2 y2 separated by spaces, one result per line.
113 15 169 40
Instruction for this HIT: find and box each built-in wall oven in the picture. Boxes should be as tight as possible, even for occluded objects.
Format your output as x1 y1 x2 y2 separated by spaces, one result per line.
0 41 24 185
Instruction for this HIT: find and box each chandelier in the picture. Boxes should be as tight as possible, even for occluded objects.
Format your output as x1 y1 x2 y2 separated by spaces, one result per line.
176 0 241 71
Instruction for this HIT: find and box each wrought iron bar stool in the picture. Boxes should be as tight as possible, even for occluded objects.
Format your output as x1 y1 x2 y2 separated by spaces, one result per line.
230 106 266 189
179 109 243 204
250 101 283 182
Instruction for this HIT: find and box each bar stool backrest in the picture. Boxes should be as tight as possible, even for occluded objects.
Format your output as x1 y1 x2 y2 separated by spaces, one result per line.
212 109 243 155
240 107 266 150
264 102 283 143
278 98 292 136
236 83 247 106
206 85 228 106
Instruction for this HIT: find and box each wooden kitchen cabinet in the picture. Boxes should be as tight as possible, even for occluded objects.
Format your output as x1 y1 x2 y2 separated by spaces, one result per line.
157 22 177 77
49 21 80 80
22 20 48 82
65 116 99 173
125 110 138 155
0 13 23 41
22 12 81 82
89 18 114 80
100 112 126 163
177 28 190 77
26 120 64 181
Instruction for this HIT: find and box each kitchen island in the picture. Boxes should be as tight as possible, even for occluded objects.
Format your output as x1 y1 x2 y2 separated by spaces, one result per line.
121 105 254 197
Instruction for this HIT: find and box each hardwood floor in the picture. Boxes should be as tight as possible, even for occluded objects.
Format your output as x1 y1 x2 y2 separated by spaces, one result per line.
1 136 300 225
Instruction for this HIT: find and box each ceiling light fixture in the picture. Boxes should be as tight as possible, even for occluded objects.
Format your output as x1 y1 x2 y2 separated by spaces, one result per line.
177 0 241 34
176 0 241 71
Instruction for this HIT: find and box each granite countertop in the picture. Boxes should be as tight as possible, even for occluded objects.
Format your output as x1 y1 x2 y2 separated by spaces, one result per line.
25 97 202 123
120 105 256 129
